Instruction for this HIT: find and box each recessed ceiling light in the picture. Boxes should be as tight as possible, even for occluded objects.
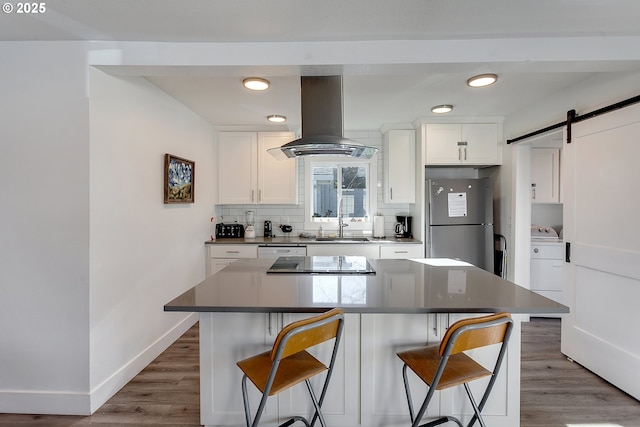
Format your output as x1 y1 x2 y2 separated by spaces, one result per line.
431 104 454 114
467 74 498 88
243 77 270 91
267 115 287 123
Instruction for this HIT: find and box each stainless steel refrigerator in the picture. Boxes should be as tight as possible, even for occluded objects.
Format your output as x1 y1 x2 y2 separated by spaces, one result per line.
427 178 494 272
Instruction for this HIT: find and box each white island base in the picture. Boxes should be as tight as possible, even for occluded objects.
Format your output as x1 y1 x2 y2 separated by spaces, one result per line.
199 312 522 427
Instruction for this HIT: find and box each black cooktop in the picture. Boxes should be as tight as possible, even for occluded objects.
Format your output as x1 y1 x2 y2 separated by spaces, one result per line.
266 256 376 275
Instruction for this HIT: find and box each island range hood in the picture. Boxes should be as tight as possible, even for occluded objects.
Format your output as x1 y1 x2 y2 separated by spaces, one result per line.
268 76 379 159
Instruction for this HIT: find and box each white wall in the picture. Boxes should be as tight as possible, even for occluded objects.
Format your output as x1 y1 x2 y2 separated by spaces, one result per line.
0 42 91 413
0 43 217 415
88 68 216 411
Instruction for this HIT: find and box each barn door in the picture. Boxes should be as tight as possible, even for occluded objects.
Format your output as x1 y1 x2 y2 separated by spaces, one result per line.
561 102 640 400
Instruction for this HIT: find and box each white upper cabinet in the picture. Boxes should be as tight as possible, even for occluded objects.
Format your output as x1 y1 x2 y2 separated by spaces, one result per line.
218 131 297 204
531 148 561 203
425 123 501 165
257 132 298 204
383 129 416 203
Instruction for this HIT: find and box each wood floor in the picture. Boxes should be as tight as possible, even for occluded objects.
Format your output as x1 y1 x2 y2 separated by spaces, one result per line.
1 318 639 426
521 317 640 427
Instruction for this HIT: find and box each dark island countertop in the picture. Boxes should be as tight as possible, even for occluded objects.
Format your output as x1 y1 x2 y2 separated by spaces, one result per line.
165 257 568 315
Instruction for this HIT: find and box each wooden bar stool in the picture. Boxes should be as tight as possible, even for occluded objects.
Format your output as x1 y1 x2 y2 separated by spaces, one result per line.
396 312 513 427
237 308 345 427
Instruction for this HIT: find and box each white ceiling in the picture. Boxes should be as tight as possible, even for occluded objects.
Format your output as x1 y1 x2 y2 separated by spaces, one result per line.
5 0 640 130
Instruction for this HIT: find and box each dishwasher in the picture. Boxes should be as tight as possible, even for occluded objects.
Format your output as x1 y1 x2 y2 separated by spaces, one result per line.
257 245 307 259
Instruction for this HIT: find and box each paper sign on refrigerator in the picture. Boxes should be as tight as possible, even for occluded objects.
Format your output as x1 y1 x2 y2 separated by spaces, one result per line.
447 192 468 217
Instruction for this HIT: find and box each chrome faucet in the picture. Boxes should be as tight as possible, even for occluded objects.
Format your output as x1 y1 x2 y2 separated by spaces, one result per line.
338 197 349 238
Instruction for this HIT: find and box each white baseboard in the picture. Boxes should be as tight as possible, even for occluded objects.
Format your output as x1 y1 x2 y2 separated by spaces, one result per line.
90 312 198 413
0 313 198 416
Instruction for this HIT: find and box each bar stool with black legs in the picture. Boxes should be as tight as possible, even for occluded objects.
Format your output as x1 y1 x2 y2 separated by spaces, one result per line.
396 312 513 427
237 308 345 427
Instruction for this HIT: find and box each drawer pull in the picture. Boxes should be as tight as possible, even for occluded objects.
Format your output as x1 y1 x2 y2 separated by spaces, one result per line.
395 250 409 254
226 251 240 254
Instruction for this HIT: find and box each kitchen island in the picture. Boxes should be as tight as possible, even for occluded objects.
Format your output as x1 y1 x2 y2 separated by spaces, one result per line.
165 257 567 427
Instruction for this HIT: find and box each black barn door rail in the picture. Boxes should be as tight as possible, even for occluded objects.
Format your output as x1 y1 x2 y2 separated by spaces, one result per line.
507 93 640 145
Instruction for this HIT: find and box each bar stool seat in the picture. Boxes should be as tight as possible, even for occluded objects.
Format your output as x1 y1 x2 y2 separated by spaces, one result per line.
238 350 328 396
396 312 513 427
397 346 491 390
237 308 345 427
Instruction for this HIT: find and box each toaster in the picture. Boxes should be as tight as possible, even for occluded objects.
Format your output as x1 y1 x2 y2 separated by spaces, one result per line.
215 223 245 238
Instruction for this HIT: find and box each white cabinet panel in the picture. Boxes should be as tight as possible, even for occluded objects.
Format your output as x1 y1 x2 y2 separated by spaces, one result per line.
200 312 523 427
279 313 360 426
207 245 257 277
530 241 564 311
200 312 359 427
384 129 416 203
531 148 561 203
200 313 278 426
379 244 423 259
258 133 298 204
426 123 500 166
306 244 380 258
360 313 440 427
218 132 256 204
437 314 521 427
218 131 297 205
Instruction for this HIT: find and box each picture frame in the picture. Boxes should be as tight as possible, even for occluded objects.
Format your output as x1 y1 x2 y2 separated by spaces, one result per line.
164 154 195 204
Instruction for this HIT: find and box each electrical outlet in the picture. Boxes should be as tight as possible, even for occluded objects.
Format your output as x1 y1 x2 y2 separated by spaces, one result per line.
281 216 289 224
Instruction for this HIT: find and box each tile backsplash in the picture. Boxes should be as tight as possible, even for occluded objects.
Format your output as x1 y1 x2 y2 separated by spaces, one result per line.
217 130 412 238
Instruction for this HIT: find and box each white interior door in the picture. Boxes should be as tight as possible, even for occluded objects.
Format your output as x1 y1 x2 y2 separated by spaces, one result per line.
561 102 640 400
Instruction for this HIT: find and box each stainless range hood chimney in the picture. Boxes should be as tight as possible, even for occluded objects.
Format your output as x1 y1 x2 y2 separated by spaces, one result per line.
268 76 378 159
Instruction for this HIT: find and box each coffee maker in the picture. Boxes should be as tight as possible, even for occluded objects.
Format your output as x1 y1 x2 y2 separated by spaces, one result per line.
394 215 413 238
264 220 273 238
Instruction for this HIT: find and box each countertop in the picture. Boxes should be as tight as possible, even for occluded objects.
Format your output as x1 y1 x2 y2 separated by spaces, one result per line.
206 236 422 245
164 257 568 315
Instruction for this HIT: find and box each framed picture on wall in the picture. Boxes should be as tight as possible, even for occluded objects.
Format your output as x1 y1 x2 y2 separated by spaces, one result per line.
164 154 195 204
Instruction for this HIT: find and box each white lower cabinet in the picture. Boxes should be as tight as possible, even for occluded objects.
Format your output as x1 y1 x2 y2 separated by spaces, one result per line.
379 244 423 259
207 245 257 277
436 314 521 427
199 312 522 427
360 313 440 427
530 241 564 315
199 312 359 427
306 244 380 258
279 313 360 426
200 313 278 426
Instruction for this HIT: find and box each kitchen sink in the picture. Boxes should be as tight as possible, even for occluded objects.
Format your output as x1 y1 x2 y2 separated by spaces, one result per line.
314 237 371 242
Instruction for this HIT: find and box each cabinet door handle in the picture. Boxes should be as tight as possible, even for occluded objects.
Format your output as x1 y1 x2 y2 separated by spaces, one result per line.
464 147 467 161
458 147 462 161
251 190 255 201
433 313 438 337
258 189 262 202
390 187 393 200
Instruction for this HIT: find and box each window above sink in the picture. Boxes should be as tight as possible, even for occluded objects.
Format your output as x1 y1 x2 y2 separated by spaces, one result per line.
304 158 378 233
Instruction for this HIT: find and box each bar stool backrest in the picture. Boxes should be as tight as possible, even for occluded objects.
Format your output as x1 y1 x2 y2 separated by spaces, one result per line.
271 308 344 360
439 312 512 356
